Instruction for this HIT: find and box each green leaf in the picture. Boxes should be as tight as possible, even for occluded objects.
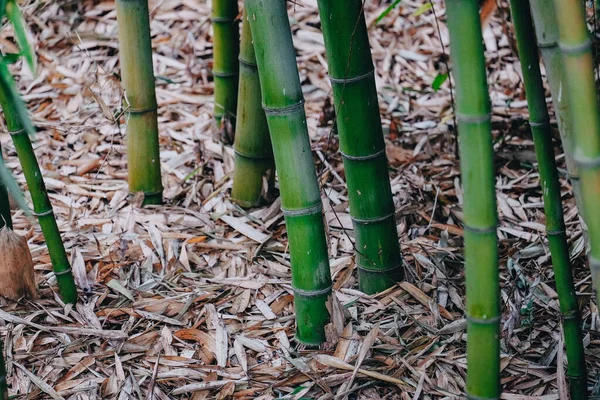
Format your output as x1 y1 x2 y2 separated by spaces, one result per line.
0 0 7 24
375 0 402 24
413 2 432 17
2 53 20 64
0 61 36 137
0 155 30 214
5 0 36 76
432 73 448 91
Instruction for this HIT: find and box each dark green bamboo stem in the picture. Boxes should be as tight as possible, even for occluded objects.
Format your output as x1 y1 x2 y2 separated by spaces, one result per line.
116 0 163 205
0 88 77 304
246 0 332 345
553 0 600 316
212 0 239 133
0 340 6 400
231 8 274 208
446 1 500 398
529 0 584 218
316 0 402 294
0 148 11 230
510 1 588 397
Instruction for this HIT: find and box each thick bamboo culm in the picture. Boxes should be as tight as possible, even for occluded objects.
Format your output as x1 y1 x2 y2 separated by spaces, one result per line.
446 1 500 398
529 1 584 219
552 0 600 320
316 0 402 294
211 0 239 133
231 8 274 208
0 88 78 304
509 1 588 397
246 0 332 345
0 150 11 230
115 0 163 205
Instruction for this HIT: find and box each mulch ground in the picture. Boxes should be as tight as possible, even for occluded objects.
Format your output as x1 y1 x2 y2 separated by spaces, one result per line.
0 0 598 398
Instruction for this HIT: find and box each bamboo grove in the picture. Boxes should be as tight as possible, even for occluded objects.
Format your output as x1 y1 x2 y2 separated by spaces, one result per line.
0 0 599 397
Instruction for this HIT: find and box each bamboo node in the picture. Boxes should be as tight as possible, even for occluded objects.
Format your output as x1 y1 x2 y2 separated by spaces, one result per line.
559 39 592 55
456 112 492 124
210 16 237 23
545 228 565 236
528 118 550 128
212 70 239 78
351 212 395 225
8 128 25 136
357 263 401 273
329 70 374 85
340 148 385 162
292 285 332 298
127 105 158 115
263 100 305 117
536 39 557 49
34 209 53 217
574 154 600 169
466 315 500 325
463 224 497 234
561 310 578 321
281 203 322 217
54 267 73 276
234 148 273 160
238 57 258 68
466 394 500 400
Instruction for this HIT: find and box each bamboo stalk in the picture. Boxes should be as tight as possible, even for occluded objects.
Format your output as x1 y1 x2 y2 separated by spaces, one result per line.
316 0 402 294
0 340 6 400
246 0 332 345
212 0 239 136
0 86 78 304
231 7 274 208
529 0 584 219
509 1 588 397
553 0 600 328
446 1 500 398
0 148 11 230
116 0 163 206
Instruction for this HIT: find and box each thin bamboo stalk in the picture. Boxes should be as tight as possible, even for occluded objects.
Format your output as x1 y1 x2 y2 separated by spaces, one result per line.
0 86 78 304
116 0 163 205
0 340 6 400
529 0 584 219
246 0 332 345
231 7 274 208
316 0 402 294
446 1 500 398
553 0 600 325
509 1 588 397
0 148 11 230
212 0 239 135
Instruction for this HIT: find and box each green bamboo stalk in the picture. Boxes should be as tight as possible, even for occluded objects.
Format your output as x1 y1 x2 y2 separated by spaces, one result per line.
116 0 163 206
315 0 402 294
529 0 585 219
446 1 500 398
509 1 588 397
231 8 274 208
212 0 239 135
553 0 600 324
0 340 6 400
0 148 11 230
0 87 78 304
246 0 332 345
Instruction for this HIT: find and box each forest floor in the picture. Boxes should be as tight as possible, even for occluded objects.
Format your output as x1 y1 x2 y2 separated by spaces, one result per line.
0 0 597 399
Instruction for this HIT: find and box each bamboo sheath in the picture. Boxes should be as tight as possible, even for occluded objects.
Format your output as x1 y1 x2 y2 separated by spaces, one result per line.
528 1 584 218
509 1 587 397
246 0 332 345
212 0 239 132
115 0 163 205
446 1 500 398
0 87 78 304
231 8 274 208
0 148 11 230
552 0 600 322
316 0 403 294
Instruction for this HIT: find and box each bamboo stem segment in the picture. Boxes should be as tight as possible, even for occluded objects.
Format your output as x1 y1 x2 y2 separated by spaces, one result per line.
0 147 11 230
212 0 239 135
316 0 402 294
0 87 78 304
246 0 332 345
231 7 274 208
553 0 600 326
446 1 500 398
116 0 163 205
509 1 588 397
